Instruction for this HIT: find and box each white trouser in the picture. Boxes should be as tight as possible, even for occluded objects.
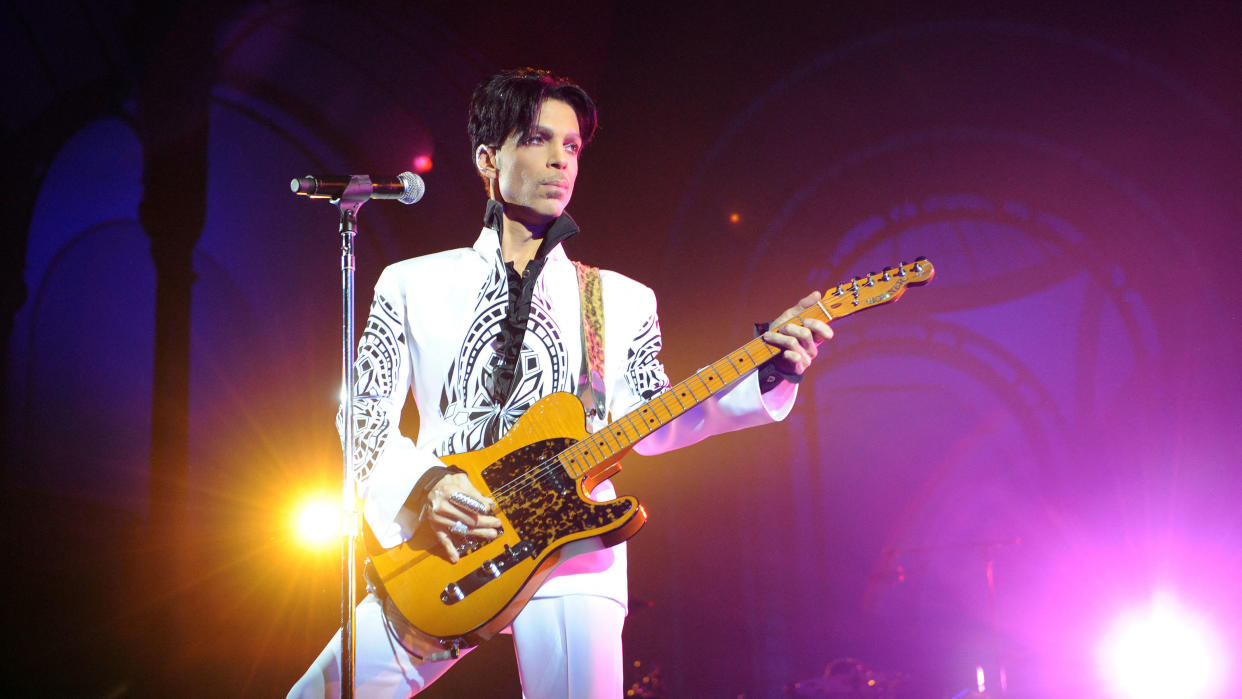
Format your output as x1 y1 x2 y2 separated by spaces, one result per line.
288 593 625 699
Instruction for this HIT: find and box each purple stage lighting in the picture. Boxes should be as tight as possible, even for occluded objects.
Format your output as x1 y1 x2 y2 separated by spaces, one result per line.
1097 593 1228 699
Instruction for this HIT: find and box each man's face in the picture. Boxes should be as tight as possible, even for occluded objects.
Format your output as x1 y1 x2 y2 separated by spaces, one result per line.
490 98 582 227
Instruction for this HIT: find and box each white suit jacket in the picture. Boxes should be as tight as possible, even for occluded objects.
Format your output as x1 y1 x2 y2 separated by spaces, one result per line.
345 224 798 607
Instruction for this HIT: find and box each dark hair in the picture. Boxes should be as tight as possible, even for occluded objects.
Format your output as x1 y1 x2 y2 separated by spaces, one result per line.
468 68 598 155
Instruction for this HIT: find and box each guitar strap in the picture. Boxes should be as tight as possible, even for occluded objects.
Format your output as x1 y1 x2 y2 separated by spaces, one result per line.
572 260 607 430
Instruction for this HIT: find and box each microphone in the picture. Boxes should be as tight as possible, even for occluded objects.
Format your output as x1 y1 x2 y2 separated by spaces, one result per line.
291 172 425 204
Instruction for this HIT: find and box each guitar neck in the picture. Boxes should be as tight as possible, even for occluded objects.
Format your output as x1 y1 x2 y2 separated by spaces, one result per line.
557 257 934 480
557 304 827 480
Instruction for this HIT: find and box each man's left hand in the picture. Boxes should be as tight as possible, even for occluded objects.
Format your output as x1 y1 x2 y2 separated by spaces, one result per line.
762 291 834 376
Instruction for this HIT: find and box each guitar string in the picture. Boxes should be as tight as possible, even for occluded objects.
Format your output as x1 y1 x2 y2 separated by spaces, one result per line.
484 373 683 503
485 338 785 507
486 391 665 504
485 380 703 506
486 338 768 503
482 302 832 506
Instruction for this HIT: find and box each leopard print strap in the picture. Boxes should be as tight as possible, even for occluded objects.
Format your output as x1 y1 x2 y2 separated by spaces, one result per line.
572 261 606 419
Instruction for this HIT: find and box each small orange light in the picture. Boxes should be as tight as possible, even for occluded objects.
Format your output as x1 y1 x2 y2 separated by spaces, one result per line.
728 212 741 224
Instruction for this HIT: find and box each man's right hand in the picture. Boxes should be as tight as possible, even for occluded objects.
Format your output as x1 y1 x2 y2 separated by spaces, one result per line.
425 472 503 563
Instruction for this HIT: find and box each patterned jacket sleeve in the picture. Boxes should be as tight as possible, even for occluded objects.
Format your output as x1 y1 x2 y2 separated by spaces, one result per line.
337 267 447 548
606 284 799 456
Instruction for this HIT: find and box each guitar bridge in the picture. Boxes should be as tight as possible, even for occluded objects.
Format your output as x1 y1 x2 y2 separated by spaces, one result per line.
440 540 536 605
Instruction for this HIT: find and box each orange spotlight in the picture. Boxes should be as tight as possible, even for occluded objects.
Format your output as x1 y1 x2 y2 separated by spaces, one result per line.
294 496 341 549
728 212 741 224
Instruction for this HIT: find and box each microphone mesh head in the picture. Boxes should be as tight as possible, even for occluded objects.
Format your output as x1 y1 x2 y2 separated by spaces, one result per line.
396 171 425 205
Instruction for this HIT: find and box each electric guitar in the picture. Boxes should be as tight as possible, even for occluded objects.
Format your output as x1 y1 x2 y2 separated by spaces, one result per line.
364 258 935 659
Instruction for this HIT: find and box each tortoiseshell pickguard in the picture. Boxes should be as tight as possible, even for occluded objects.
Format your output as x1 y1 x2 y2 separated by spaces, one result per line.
481 438 632 554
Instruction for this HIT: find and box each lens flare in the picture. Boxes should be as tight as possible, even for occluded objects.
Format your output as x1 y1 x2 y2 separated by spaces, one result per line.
294 497 341 548
1097 592 1227 699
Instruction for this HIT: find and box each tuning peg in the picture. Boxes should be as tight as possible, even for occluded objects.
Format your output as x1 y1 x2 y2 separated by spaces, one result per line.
913 258 924 274
865 272 877 286
882 267 893 281
850 278 860 292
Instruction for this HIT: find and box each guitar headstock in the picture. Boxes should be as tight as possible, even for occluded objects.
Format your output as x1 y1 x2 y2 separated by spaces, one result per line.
817 257 934 320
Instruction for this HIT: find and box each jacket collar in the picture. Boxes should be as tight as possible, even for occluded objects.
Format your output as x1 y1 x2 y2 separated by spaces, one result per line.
474 199 578 266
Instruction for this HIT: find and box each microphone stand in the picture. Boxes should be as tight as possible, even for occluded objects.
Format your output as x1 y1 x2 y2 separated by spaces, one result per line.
328 177 375 699
294 171 422 698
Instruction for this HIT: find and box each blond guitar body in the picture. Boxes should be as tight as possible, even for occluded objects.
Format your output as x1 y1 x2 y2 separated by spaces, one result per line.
365 391 645 654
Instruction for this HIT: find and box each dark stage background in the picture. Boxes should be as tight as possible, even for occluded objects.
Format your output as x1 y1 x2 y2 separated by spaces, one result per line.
3 1 1241 697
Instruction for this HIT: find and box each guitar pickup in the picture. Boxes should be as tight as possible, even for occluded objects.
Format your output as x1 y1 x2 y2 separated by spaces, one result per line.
440 540 536 605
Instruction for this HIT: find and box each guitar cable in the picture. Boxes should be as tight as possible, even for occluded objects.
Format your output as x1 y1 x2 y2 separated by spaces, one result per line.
379 592 436 662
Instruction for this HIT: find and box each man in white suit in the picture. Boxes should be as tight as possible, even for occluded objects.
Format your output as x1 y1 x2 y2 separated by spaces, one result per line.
290 68 832 699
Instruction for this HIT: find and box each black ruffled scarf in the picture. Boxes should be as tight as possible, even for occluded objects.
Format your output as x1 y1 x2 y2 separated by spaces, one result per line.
483 199 579 403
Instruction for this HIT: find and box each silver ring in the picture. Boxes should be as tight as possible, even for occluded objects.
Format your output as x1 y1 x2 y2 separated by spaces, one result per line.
450 491 488 514
450 520 469 537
